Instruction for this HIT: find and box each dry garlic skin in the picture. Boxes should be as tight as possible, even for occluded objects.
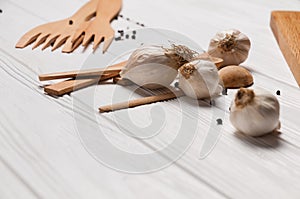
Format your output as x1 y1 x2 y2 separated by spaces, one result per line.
230 88 280 137
120 45 197 89
208 29 251 67
178 60 222 99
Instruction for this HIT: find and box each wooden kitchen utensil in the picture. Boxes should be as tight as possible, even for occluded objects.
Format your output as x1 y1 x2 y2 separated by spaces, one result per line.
270 11 300 87
39 61 127 81
41 61 127 96
99 90 185 113
15 0 98 52
44 72 118 96
71 0 122 52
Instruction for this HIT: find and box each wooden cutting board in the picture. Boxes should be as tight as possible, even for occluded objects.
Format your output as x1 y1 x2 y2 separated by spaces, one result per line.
270 11 300 87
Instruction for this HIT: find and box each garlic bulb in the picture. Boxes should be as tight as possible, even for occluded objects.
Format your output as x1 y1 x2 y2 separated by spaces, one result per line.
120 45 199 89
178 60 222 99
230 88 280 137
208 29 251 68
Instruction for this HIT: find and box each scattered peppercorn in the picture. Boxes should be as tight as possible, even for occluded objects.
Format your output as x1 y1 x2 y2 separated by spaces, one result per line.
276 90 280 95
216 119 223 125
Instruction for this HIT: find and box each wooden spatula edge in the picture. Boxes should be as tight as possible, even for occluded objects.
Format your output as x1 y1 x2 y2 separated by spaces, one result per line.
270 11 300 87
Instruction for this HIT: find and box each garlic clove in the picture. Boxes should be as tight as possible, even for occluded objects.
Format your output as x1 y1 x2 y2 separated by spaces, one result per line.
120 45 199 89
121 62 178 89
178 60 222 99
218 65 253 88
208 29 251 68
230 88 280 137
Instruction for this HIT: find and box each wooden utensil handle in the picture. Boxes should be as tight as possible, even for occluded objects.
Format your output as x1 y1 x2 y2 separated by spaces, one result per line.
99 90 185 113
70 0 98 21
39 60 127 81
97 0 122 21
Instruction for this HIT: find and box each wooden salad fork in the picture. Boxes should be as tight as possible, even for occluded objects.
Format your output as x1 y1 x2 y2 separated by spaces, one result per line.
71 0 122 52
15 0 98 52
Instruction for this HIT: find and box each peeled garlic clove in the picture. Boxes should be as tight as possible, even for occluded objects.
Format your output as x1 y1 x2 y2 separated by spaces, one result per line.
120 45 198 89
208 29 251 68
230 88 280 137
218 65 253 88
178 60 222 99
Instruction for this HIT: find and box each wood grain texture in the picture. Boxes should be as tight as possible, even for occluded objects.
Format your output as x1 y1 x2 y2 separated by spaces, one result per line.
270 11 300 87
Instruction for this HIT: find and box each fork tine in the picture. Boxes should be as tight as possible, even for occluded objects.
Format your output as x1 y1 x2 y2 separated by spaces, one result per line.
32 34 50 49
71 30 84 44
62 35 84 53
41 35 60 50
15 31 41 48
70 22 89 43
82 32 94 47
102 35 114 53
92 35 104 50
51 35 69 51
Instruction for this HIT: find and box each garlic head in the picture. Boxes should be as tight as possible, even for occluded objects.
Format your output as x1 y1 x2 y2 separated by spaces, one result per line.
120 45 199 89
230 88 280 137
208 29 251 68
178 60 222 99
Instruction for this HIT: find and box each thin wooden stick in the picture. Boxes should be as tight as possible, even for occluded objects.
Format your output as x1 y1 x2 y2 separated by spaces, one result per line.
44 72 119 96
112 76 134 86
39 60 127 81
99 90 185 113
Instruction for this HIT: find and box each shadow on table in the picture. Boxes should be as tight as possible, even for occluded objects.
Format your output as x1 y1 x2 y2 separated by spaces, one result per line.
233 130 282 149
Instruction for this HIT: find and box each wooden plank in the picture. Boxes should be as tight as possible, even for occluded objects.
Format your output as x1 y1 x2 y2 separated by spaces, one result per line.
90 69 300 198
0 157 39 199
270 11 300 87
0 42 226 199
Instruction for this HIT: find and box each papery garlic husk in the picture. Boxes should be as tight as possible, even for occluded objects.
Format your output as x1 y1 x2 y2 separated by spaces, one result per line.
230 88 280 137
120 45 199 89
178 60 223 99
208 29 251 68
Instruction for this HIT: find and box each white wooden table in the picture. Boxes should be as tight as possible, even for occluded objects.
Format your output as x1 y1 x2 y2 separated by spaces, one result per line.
1 0 300 198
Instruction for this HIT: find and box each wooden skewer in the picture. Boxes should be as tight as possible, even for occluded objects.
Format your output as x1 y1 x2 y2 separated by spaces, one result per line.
112 76 134 86
39 60 127 81
99 90 185 113
44 72 119 96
